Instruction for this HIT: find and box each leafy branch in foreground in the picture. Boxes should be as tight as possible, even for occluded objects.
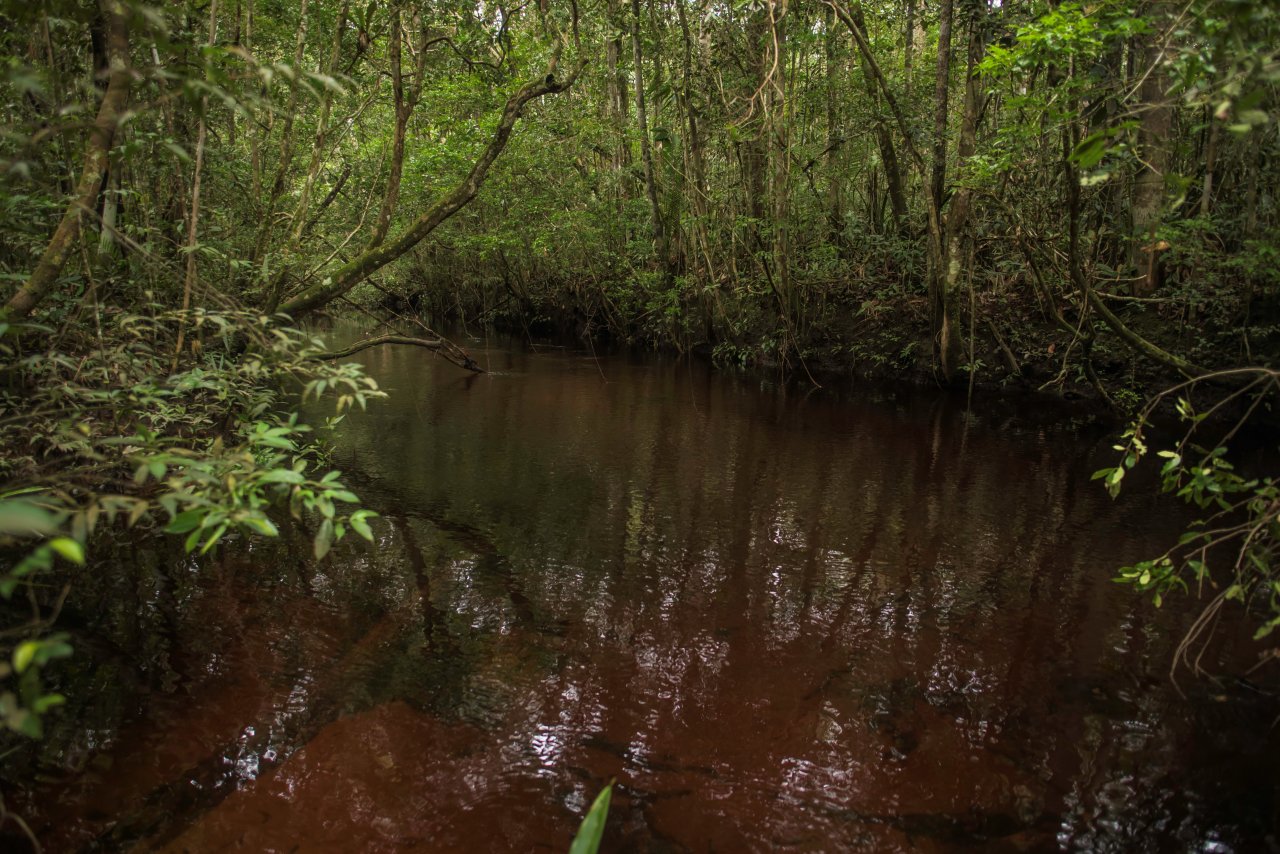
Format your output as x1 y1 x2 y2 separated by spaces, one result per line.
0 308 387 738
1095 368 1280 682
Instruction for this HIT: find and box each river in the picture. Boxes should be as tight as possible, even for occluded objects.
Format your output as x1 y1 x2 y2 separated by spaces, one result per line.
7 331 1277 852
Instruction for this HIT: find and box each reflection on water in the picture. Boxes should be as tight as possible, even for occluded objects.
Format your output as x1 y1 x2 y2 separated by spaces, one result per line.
6 333 1278 852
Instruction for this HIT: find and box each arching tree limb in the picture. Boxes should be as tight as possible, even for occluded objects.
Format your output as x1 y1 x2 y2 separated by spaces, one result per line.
278 53 587 318
1084 285 1205 378
4 0 132 320
825 1 924 171
309 334 482 373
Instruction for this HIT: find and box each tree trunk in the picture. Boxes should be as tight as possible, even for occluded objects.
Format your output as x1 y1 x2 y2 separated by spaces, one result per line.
928 0 954 354
823 7 847 252
940 5 983 380
742 9 769 223
96 163 119 262
246 0 262 201
930 0 952 222
632 0 669 273
289 0 349 246
677 0 711 278
904 0 916 81
1198 109 1219 219
768 0 793 315
174 0 220 367
1243 132 1262 238
5 0 131 320
1130 12 1172 294
827 0 946 354
250 0 310 266
849 3 907 232
370 7 427 249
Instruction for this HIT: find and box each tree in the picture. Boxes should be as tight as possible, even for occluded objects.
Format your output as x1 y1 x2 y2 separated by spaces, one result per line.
3 0 131 320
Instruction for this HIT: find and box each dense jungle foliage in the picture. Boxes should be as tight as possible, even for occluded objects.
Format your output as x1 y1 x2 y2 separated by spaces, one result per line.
0 0 1278 828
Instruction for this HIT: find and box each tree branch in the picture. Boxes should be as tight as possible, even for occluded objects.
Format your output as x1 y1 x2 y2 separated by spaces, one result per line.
310 334 483 372
4 0 132 320
278 52 587 317
1084 276 1205 378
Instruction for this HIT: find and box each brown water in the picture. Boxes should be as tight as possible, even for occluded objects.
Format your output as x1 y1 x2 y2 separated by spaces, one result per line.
6 333 1278 852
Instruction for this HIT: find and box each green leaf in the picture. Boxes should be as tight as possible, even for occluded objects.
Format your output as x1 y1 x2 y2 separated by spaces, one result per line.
1238 109 1270 126
48 537 85 565
11 708 42 739
165 509 206 534
33 693 65 714
0 487 48 500
35 637 72 663
199 523 229 554
242 516 280 537
570 783 613 854
0 500 61 537
259 468 305 484
350 514 374 542
1070 130 1111 168
314 518 334 560
12 642 37 674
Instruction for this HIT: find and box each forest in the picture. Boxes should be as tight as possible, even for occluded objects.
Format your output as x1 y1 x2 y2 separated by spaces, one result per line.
1 0 1278 850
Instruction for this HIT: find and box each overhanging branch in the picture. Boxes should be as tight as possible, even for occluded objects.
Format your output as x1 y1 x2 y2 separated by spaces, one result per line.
278 52 587 317
310 334 484 372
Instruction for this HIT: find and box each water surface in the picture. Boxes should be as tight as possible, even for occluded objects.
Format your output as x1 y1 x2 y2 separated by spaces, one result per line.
9 333 1278 852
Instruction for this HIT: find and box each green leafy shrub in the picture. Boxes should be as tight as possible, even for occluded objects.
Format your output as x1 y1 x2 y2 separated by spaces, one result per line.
0 308 385 738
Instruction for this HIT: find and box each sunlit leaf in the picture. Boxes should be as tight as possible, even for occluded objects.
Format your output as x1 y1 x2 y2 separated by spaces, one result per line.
48 537 84 565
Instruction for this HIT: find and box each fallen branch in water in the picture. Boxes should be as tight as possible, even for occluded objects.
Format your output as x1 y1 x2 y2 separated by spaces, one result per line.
310 334 484 373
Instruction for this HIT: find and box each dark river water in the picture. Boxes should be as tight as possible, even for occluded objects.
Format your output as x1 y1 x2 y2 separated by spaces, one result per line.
7 332 1279 852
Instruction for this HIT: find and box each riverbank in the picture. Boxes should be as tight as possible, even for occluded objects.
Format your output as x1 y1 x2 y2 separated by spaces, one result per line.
391 277 1228 423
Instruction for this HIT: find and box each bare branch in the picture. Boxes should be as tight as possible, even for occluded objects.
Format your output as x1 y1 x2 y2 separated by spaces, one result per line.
311 334 484 373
